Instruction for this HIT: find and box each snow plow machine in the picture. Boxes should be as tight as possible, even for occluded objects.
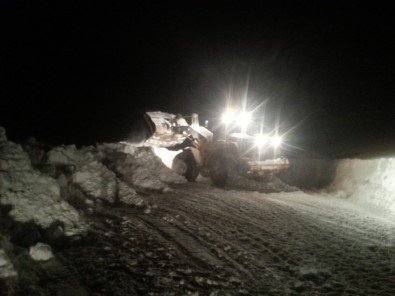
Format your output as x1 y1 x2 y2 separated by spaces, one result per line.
144 111 290 187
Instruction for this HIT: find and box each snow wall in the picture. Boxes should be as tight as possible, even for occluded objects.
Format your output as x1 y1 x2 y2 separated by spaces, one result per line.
328 158 395 215
279 157 395 215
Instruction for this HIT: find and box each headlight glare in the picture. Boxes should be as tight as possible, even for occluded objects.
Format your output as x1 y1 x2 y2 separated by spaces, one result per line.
221 110 235 125
255 134 268 148
237 111 252 132
271 135 283 148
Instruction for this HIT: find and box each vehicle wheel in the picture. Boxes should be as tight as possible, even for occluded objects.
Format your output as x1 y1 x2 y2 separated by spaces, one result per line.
175 149 200 182
209 155 229 187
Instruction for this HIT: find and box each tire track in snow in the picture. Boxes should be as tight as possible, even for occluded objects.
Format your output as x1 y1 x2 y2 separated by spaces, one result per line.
137 215 225 269
266 192 395 246
156 186 306 292
61 181 395 295
157 183 395 295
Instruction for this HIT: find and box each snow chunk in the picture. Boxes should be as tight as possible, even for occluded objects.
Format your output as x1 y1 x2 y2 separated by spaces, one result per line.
117 180 144 207
29 242 54 261
0 141 31 172
0 249 17 278
47 145 132 204
329 158 395 214
72 161 116 203
228 170 297 193
22 137 48 167
98 143 186 192
46 145 95 167
129 146 186 184
0 140 87 236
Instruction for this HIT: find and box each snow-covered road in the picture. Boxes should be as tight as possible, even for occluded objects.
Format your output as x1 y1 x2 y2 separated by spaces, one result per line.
57 181 395 295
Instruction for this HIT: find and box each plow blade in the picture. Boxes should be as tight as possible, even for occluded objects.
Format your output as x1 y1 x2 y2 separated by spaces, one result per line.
144 111 212 148
144 111 190 147
244 157 290 177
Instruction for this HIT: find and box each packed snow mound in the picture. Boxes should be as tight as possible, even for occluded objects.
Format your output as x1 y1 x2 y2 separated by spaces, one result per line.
46 145 95 167
0 139 87 236
329 158 395 214
45 144 143 206
29 242 54 261
0 140 32 172
228 170 298 193
117 180 144 207
98 143 186 192
23 137 50 167
72 161 117 203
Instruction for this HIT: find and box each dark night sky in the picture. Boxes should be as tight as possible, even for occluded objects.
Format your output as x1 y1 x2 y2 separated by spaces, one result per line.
1 1 395 156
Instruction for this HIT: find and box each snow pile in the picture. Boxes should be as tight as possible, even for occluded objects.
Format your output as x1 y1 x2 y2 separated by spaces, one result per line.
0 138 87 236
117 180 144 206
228 171 298 193
329 158 395 214
0 127 183 239
71 162 117 203
98 143 186 192
0 249 17 278
46 145 96 168
45 144 143 207
22 137 48 167
152 146 182 170
29 242 54 261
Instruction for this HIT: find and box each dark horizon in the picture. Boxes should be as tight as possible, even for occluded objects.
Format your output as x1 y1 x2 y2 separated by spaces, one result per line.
1 1 394 156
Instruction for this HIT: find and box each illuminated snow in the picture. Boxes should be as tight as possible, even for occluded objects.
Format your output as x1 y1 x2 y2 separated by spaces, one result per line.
98 143 186 192
72 161 117 203
152 146 182 170
329 158 395 215
29 243 54 261
0 140 87 236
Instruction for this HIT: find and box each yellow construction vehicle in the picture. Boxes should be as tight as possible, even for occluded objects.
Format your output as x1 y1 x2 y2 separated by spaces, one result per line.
144 111 290 186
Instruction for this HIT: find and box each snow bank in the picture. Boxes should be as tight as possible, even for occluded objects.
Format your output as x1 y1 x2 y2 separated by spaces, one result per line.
0 138 87 236
117 180 144 206
228 171 298 193
45 145 144 207
46 145 95 167
72 162 117 203
329 158 395 214
98 143 186 192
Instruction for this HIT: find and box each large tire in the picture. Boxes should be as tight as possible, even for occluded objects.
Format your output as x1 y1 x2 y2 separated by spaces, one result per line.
209 155 229 187
208 142 242 187
175 149 200 182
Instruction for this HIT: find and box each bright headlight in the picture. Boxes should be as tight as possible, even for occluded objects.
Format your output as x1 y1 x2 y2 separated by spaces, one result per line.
237 111 252 132
221 110 235 125
270 135 283 148
255 134 269 148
